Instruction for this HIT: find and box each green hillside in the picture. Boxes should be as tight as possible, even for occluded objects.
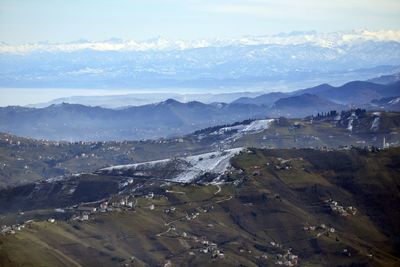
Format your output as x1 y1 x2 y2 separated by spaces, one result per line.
1 147 399 266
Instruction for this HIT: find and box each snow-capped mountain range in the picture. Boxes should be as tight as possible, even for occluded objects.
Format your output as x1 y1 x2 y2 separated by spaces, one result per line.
1 30 400 90
1 30 400 53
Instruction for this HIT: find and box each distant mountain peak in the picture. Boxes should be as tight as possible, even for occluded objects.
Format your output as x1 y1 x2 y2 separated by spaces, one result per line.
273 93 344 110
367 71 400 85
161 98 181 105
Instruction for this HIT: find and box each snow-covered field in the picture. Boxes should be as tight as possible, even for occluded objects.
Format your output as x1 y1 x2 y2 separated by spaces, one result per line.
211 119 275 144
371 113 381 131
101 158 170 172
347 112 357 131
370 117 380 131
101 148 244 183
214 119 275 135
389 97 400 105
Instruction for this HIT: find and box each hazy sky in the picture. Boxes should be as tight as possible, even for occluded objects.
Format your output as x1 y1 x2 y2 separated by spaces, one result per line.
1 0 400 44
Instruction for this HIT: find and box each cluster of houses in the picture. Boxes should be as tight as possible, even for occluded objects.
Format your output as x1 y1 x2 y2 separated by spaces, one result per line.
303 223 336 239
0 220 33 235
164 207 176 214
157 221 224 260
170 230 224 259
268 242 299 266
67 193 140 222
71 213 90 222
157 201 224 259
304 223 335 233
199 239 225 259
185 204 214 221
325 199 357 216
186 211 200 221
275 249 299 266
0 135 23 147
1 224 25 235
274 158 293 170
149 138 185 144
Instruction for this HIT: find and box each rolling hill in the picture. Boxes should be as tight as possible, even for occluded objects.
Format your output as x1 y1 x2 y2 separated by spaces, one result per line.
367 72 400 85
0 147 399 266
271 94 345 116
297 81 400 104
238 80 400 106
0 101 269 141
0 111 399 188
231 92 288 106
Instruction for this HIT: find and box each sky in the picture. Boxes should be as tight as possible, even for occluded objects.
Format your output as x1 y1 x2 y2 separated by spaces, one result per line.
0 0 400 44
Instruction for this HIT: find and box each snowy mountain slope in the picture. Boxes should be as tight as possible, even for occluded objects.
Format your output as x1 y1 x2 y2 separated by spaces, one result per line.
100 147 244 183
2 30 400 53
213 119 275 134
208 119 275 144
1 31 400 89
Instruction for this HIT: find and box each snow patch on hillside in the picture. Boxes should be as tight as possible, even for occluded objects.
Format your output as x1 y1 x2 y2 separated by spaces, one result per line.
242 119 275 132
101 148 244 183
214 119 274 135
347 112 357 131
101 158 170 171
389 97 400 105
213 119 275 144
371 113 381 131
174 148 243 183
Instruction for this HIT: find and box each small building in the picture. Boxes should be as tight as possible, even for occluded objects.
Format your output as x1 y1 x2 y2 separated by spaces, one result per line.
76 206 97 213
100 202 108 210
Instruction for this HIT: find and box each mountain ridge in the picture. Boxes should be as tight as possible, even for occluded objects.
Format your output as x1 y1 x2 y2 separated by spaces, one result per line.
1 33 400 89
240 80 400 105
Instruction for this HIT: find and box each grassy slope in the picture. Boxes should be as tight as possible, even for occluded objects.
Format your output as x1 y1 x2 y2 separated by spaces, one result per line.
1 148 399 267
